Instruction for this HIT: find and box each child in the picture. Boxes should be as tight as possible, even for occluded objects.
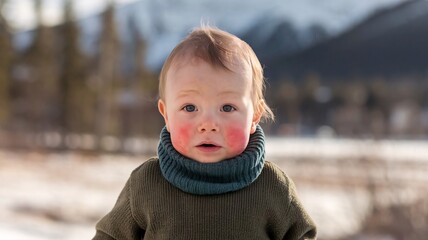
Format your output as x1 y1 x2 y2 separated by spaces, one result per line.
93 26 317 240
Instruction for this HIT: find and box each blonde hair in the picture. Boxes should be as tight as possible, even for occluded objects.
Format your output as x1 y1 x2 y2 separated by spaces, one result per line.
159 26 274 121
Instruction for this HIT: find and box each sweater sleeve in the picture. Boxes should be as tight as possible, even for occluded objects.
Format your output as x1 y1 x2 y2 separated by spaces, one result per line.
92 177 145 240
283 177 317 240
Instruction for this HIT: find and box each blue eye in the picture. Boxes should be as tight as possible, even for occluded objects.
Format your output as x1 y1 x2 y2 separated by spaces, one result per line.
222 105 235 112
183 104 196 112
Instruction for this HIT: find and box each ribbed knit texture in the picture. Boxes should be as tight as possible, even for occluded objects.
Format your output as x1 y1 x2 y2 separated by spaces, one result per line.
157 125 265 195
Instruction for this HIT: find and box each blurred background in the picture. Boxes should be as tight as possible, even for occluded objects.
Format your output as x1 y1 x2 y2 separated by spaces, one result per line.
1 0 428 239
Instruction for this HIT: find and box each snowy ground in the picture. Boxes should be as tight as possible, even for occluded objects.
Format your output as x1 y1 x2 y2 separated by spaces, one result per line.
1 137 428 240
0 151 143 240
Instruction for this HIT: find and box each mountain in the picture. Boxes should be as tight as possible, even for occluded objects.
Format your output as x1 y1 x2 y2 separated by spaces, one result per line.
127 0 406 71
12 0 405 73
266 0 428 82
241 15 329 70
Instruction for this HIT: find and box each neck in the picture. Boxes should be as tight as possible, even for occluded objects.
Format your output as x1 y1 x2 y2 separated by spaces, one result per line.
157 125 266 195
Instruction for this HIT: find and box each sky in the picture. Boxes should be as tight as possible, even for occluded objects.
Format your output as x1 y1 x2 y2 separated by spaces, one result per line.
1 0 138 31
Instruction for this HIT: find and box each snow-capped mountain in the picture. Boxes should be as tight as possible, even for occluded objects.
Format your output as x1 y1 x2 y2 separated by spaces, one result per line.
119 0 405 70
266 0 428 80
13 0 405 71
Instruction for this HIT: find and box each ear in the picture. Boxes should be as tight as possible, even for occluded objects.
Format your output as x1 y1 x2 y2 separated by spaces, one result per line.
158 99 170 131
250 110 262 134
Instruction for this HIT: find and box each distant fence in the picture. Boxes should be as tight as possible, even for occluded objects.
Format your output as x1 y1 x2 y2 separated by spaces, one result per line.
0 130 159 155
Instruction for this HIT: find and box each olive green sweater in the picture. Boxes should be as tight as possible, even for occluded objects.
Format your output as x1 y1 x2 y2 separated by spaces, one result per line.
93 126 316 239
93 159 316 239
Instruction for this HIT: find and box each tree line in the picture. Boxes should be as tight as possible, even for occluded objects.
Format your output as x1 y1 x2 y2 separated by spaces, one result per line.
265 74 428 139
0 0 162 151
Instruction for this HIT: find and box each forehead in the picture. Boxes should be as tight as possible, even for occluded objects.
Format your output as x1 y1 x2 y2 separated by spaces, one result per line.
169 53 252 81
165 57 252 95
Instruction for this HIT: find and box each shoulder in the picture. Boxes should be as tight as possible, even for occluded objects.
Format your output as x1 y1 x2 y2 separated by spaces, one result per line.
128 157 163 190
258 161 298 200
261 161 292 185
131 157 160 177
133 157 160 170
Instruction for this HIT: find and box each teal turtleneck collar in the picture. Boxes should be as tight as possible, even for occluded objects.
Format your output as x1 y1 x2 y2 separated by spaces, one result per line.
157 125 266 195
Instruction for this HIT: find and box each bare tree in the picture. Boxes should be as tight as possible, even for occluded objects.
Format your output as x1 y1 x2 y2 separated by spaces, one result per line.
94 1 121 150
122 14 161 139
24 0 60 132
58 0 92 144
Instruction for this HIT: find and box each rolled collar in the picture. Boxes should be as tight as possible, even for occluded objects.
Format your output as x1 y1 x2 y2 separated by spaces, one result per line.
157 125 266 195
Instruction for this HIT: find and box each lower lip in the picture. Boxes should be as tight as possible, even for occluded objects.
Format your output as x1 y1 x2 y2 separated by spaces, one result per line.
196 146 221 153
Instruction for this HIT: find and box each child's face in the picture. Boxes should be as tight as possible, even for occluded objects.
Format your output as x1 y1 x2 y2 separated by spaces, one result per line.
158 58 261 163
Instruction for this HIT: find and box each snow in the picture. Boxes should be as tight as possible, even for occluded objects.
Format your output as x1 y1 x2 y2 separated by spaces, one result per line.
1 137 428 239
266 137 428 163
0 152 143 240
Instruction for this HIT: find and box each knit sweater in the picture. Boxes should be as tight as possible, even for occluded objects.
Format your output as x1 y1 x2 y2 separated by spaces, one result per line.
93 127 317 240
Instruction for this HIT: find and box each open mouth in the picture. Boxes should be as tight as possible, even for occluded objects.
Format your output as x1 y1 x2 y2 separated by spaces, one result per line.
196 143 221 152
199 143 217 148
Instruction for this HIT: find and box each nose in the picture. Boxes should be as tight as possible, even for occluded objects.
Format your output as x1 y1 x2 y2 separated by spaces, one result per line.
197 112 219 133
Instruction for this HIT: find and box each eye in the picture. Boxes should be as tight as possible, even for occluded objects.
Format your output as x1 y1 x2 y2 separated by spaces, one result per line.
183 104 197 112
221 104 236 112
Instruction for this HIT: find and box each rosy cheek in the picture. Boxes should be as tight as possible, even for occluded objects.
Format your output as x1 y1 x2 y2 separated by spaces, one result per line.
225 126 249 154
171 125 191 155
